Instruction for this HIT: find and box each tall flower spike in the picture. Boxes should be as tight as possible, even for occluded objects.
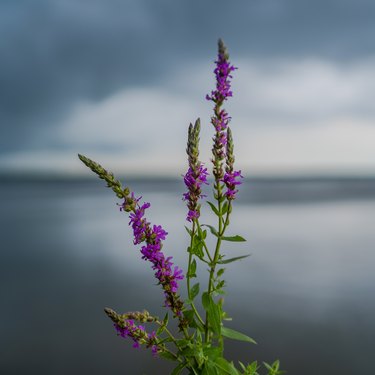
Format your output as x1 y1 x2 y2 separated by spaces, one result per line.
125 194 185 323
78 154 186 327
206 39 237 182
223 127 243 200
105 308 163 356
183 118 209 222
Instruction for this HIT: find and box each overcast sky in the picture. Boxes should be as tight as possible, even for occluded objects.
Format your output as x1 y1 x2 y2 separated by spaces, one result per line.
1 0 375 176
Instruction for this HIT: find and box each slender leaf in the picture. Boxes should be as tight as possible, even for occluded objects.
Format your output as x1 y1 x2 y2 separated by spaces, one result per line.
201 292 210 311
184 225 192 236
159 351 177 361
202 292 221 334
248 361 260 375
221 326 257 344
171 363 186 375
189 259 197 278
191 282 200 300
202 362 219 375
202 224 219 237
221 235 246 242
207 201 220 216
214 357 241 375
222 201 229 215
217 254 250 264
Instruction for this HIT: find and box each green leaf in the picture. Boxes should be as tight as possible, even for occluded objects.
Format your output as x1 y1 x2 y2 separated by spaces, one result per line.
156 312 169 334
221 235 246 242
214 357 241 375
188 259 197 278
183 310 197 328
163 312 169 325
184 225 192 236
171 363 186 375
179 346 196 356
202 224 219 237
221 326 257 344
248 361 260 375
191 282 200 300
217 268 225 277
202 362 219 375
239 361 246 371
217 254 250 264
207 201 220 216
159 351 177 361
202 292 221 334
263 360 285 375
203 346 222 361
190 242 204 259
201 292 210 311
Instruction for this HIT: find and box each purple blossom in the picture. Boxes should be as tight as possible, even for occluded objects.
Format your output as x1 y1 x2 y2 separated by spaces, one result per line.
206 50 237 104
223 170 243 200
124 194 185 317
211 109 231 132
115 321 161 356
183 164 209 222
207 40 237 182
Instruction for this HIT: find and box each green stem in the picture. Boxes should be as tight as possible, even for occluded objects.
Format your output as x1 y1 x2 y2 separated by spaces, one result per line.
205 180 224 343
187 220 205 328
158 323 199 371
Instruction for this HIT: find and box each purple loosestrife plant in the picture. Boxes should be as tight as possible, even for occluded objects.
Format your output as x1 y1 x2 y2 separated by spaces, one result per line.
78 39 283 375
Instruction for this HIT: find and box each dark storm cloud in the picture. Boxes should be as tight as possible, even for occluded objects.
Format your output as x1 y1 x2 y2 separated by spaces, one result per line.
0 0 374 154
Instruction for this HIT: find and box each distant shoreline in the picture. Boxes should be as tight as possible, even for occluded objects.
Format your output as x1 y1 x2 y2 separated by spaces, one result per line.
1 171 375 184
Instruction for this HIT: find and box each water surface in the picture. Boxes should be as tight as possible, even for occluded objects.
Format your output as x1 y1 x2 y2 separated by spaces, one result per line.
1 177 374 374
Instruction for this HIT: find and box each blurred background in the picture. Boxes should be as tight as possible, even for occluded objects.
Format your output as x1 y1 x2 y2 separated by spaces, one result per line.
1 1 375 374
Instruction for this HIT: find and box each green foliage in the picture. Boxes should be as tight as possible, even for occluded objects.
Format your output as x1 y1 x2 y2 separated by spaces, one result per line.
263 360 285 375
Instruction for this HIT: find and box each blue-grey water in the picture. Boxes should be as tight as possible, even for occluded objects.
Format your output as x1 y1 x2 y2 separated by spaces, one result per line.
1 176 375 374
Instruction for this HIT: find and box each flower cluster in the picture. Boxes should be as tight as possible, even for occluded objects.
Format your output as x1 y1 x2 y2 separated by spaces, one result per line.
115 321 160 355
223 127 243 200
223 170 242 200
183 119 209 222
206 39 237 104
123 194 185 318
183 165 209 222
206 39 237 152
105 307 162 356
206 39 242 197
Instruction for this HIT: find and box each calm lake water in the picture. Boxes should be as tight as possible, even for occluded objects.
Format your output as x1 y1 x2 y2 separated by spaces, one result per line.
1 176 374 374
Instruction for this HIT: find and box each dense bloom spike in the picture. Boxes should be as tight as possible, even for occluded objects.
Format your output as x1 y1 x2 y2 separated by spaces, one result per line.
115 321 161 356
183 119 209 222
183 164 209 222
123 194 185 319
223 127 243 200
207 39 238 182
206 40 237 104
223 170 243 200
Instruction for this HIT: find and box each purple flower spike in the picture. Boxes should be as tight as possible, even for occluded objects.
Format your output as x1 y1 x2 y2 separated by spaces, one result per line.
124 193 185 319
183 119 209 222
115 321 161 355
223 169 243 200
206 41 237 104
183 164 209 222
207 39 237 182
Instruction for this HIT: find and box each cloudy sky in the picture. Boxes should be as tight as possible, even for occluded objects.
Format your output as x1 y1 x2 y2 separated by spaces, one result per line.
1 0 375 176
